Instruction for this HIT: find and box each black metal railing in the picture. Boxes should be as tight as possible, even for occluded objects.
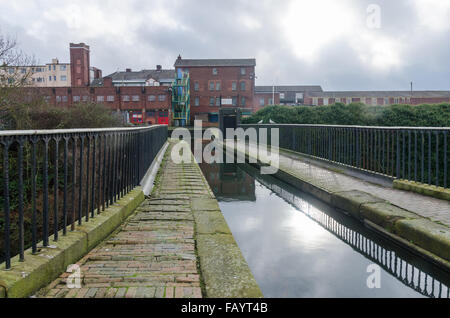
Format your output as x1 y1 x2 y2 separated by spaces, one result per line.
241 124 449 189
0 125 168 269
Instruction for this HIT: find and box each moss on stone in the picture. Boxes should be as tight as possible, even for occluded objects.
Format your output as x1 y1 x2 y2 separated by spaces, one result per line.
394 180 450 201
360 202 419 232
394 218 450 261
331 190 386 219
196 234 263 298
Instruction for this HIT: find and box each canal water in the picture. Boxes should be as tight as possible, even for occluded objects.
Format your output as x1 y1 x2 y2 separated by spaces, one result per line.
198 160 450 298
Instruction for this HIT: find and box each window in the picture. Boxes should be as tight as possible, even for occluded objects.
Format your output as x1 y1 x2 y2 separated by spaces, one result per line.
241 68 246 75
195 97 199 106
216 81 221 91
384 98 389 105
194 81 199 91
97 96 104 102
216 97 220 106
54 76 56 81
323 98 329 106
232 82 237 91
212 68 218 75
60 65 66 71
241 96 246 106
82 96 89 102
259 98 265 106
148 95 156 101
280 93 285 99
158 95 166 102
122 95 130 102
60 75 67 81
209 81 214 91
268 98 273 105
240 81 246 91
232 97 237 106
335 98 341 103
62 96 68 102
8 68 14 74
48 65 51 71
132 95 140 102
372 98 377 105
107 95 115 102
21 68 26 74
209 97 215 106
73 96 80 102
49 76 52 81
56 96 61 102
53 65 56 71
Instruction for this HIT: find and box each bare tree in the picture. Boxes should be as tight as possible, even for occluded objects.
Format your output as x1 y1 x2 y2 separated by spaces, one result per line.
0 31 40 129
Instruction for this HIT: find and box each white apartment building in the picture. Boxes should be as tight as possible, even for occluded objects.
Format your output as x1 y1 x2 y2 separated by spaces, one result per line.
0 58 71 87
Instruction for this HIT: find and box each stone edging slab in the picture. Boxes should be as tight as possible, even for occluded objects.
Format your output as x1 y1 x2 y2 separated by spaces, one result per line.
0 187 145 298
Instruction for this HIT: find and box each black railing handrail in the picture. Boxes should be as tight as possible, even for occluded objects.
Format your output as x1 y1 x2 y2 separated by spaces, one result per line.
1 125 168 269
0 125 165 137
240 124 449 189
241 123 450 131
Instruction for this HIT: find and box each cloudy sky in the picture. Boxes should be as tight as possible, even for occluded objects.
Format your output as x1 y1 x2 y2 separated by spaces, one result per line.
1 0 449 91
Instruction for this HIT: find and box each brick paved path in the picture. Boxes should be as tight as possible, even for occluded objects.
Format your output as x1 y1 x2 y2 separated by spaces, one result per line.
36 142 213 298
243 142 450 227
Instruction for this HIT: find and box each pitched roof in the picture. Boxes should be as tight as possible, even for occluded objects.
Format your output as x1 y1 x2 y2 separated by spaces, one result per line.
174 58 256 67
255 85 323 93
105 69 176 82
308 91 450 98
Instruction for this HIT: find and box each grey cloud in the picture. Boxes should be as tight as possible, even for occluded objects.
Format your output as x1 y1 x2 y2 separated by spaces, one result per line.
0 0 449 90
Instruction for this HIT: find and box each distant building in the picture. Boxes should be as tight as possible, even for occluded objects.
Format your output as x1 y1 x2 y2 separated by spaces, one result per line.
0 58 71 87
305 91 450 106
0 42 100 88
174 56 256 126
99 65 175 87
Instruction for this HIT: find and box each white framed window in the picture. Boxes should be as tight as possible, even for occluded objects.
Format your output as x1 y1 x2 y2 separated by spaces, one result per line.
195 97 199 106
73 96 81 102
148 95 156 102
240 68 246 75
122 95 130 102
212 68 218 75
132 95 140 102
97 96 104 102
323 98 329 105
107 95 115 102
158 95 166 102
259 98 265 106
60 75 67 81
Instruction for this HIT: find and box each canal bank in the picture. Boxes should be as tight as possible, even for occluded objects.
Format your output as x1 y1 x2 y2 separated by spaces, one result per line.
221 140 450 271
198 160 450 297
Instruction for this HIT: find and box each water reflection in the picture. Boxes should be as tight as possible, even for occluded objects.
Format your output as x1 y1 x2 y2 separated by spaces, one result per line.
198 161 450 298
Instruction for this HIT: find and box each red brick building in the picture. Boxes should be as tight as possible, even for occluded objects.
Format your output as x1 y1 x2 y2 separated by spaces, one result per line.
174 56 256 126
70 43 91 87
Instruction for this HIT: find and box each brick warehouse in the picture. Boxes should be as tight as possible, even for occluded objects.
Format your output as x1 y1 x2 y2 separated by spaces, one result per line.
2 42 450 127
174 56 256 126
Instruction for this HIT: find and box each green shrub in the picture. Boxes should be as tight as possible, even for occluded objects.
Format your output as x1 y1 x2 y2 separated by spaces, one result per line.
243 103 450 127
